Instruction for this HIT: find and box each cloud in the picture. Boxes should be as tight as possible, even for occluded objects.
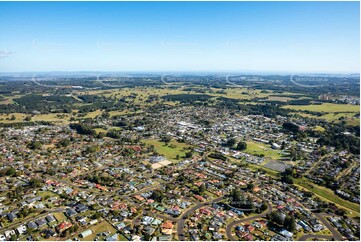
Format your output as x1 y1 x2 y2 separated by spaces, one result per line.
0 50 15 58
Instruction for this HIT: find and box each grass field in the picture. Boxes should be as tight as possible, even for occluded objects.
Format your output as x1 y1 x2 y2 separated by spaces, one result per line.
284 103 359 113
0 113 27 123
292 112 360 126
32 113 71 122
244 141 282 160
267 96 295 102
142 139 192 161
83 110 103 118
0 113 71 123
295 178 360 216
38 191 59 199
53 212 67 222
313 126 325 132
79 220 116 241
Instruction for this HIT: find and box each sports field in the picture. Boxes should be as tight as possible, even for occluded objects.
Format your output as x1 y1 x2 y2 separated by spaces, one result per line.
142 139 192 161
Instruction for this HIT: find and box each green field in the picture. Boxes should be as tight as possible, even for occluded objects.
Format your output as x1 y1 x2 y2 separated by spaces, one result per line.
244 141 282 160
292 112 360 126
295 178 360 216
142 139 192 161
79 220 116 241
83 109 103 118
53 212 67 222
313 126 325 132
284 103 359 113
0 113 71 123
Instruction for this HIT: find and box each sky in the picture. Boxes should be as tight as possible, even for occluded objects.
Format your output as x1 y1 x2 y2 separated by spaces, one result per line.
0 2 359 73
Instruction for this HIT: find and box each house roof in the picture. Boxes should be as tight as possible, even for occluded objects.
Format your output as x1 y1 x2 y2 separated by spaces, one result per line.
161 221 174 229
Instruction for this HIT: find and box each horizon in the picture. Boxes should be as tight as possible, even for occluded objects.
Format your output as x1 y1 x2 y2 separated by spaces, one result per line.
0 1 360 73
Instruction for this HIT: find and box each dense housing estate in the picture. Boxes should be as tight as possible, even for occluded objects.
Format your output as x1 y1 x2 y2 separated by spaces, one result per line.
0 74 359 241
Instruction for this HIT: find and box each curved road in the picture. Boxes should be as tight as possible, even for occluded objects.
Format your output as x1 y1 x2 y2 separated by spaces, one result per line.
177 197 225 240
225 202 272 241
314 213 343 241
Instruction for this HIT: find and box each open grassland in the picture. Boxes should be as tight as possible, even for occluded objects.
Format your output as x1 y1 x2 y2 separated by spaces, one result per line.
142 139 192 161
0 113 71 123
209 87 271 100
0 113 27 123
267 96 295 102
0 94 23 105
83 109 103 118
32 113 71 122
295 178 360 217
245 141 283 160
292 112 360 126
284 103 360 113
313 126 325 132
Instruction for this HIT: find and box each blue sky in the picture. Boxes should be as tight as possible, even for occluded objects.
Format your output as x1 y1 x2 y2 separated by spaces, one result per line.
0 2 359 73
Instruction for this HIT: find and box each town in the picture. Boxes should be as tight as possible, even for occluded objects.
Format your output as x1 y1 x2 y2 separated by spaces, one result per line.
0 73 359 241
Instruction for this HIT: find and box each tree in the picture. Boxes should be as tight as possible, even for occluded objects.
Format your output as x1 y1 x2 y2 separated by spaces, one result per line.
69 123 96 136
93 212 102 219
246 182 254 192
6 168 16 176
29 178 42 188
10 115 16 121
236 141 247 151
268 211 284 226
260 202 268 211
58 139 71 148
198 184 206 195
226 138 237 148
151 190 165 203
284 215 296 232
24 116 32 121
27 140 42 150
229 189 254 209
185 151 193 158
160 135 171 143
97 132 105 139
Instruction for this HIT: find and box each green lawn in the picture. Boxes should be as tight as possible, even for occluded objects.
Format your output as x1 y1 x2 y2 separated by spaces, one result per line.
79 220 116 241
53 212 66 222
142 139 192 161
244 141 282 160
38 191 59 199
